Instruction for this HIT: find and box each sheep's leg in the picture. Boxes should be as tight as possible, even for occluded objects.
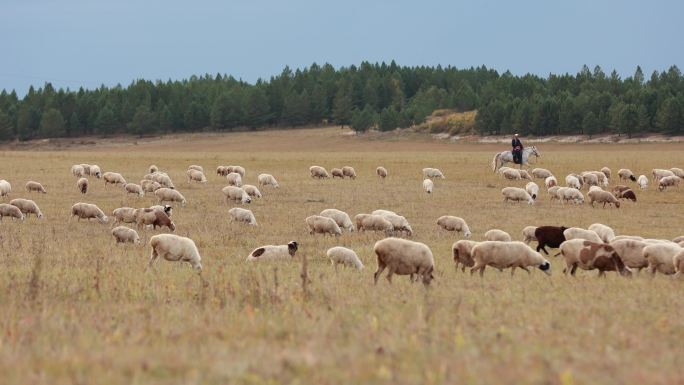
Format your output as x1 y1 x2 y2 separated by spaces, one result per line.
385 267 394 284
479 265 486 277
598 270 606 278
521 266 531 274
147 249 159 271
570 264 578 276
510 267 516 277
373 264 386 285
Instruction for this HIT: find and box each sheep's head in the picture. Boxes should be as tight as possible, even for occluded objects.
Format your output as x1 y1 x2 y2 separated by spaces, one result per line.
422 266 435 286
168 222 176 232
538 260 551 275
287 241 298 256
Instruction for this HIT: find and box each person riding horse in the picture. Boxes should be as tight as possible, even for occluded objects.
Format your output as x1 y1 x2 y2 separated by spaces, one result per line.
511 134 523 164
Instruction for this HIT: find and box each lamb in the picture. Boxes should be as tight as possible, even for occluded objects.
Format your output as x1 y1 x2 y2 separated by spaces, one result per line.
502 169 521 180
25 181 46 194
257 173 279 188
310 166 330 179
149 165 159 173
423 168 445 179
519 170 532 180
154 188 187 206
600 167 611 180
522 226 537 244
376 166 388 178
124 183 144 197
112 207 138 225
452 240 478 272
531 168 553 179
71 203 108 223
637 175 648 189
559 239 631 277
534 226 568 255
587 190 620 208
243 185 262 198
320 208 354 232
77 178 88 194
112 226 141 245
188 165 204 173
103 172 127 187
135 208 175 231
565 175 581 190
226 172 243 187
90 165 102 178
246 241 298 262
187 169 207 183
373 238 435 286
501 187 534 205
560 188 584 204
0 204 24 221
0 180 11 197
372 211 413 236
642 243 681 275
327 246 364 270
355 214 394 233
222 186 251 204
525 182 539 200
149 234 202 271
652 168 675 182
657 175 680 191
342 166 357 179
141 180 162 193
470 241 551 277
423 179 434 194
484 229 512 242
436 215 471 237
545 176 558 189
609 239 650 271
71 165 85 177
588 223 616 243
9 198 43 219
670 167 684 179
305 215 342 236
331 168 344 178
617 168 636 182
563 227 603 243
228 207 257 226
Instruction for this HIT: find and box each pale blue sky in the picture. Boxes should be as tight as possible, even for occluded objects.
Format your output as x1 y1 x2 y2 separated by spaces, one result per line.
1 0 682 95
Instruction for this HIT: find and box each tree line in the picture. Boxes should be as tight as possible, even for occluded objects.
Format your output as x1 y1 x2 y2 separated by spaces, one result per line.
0 62 682 141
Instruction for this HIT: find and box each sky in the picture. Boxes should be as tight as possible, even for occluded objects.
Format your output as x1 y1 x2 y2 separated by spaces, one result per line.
1 0 682 95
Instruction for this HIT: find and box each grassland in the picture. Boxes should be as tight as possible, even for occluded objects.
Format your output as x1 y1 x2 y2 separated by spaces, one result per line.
1 128 684 385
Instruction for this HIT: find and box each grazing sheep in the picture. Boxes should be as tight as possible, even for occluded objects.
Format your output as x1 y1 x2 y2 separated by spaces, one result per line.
657 175 680 191
376 166 388 178
502 187 534 205
525 182 539 200
588 186 603 193
135 208 175 231
619 189 637 202
643 243 681 275
216 166 230 176
373 238 435 286
0 179 11 197
112 226 141 245
71 203 108 223
670 167 684 179
531 168 553 179
90 165 102 178
423 168 445 179
149 165 159 173
154 188 187 206
618 168 636 182
230 166 246 177
320 208 354 232
423 179 433 194
246 241 299 262
77 178 88 194
522 226 537 244
519 170 532 180
79 164 92 175
112 207 138 225
305 215 342 236
9 198 42 219
124 183 144 198
0 204 24 221
600 167 611 180
257 173 279 188
452 240 478 272
327 246 364 270
342 166 357 179
582 173 599 187
71 165 85 177
587 223 616 243
548 186 562 201
310 166 330 179
653 168 675 182
152 174 175 189
560 188 584 204
373 211 413 236
545 176 558 189
610 239 650 271
147 204 172 217
637 175 648 189
502 169 521 180
470 241 551 277
331 168 344 178
141 179 162 193
103 172 127 187
587 190 620 208
355 214 394 233
25 181 46 194
243 185 262 198
563 227 603 243
436 215 471 237
535 226 568 255
612 185 631 195
565 175 581 190
222 186 251 204
187 169 207 183
585 171 608 187
485 229 512 242
560 239 631 277
188 165 203 173
228 207 257 226
149 234 202 271
226 172 243 187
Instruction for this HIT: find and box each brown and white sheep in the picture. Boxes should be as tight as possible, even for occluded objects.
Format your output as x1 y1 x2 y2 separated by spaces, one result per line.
545 176 558 189
135 208 175 231
246 241 298 262
559 239 631 277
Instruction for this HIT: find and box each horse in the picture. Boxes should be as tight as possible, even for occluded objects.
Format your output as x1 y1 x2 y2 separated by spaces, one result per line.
492 146 541 171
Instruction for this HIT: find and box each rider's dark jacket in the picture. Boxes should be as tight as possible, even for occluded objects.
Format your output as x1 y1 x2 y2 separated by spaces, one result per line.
511 138 523 151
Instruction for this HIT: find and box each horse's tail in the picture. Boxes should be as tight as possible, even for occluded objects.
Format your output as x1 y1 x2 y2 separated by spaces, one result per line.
492 153 501 172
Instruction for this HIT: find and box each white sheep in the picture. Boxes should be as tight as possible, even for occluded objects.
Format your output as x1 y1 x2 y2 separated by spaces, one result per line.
470 241 551 277
670 167 684 178
80 164 92 175
522 226 537 244
124 183 144 197
246 241 298 262
652 168 675 182
588 186 603 193
0 204 24 221
222 186 251 204
617 168 636 182
502 169 521 180
373 237 435 286
112 226 141 245
216 166 230 176
154 188 187 206
71 165 85 177
305 215 342 236
587 190 620 208
228 207 257 226
188 165 204 173
548 186 562 201
373 211 413 236
642 243 681 275
71 202 108 223
563 227 602 243
112 207 138 224
610 239 650 271
242 185 262 198
422 168 445 179
0 179 11 197
149 234 203 271
485 229 512 242
230 166 246 177
657 175 680 191
342 166 357 179
153 174 175 189
502 187 534 205
9 198 43 219
565 175 581 190
327 246 364 270
355 213 394 233
519 170 532 180
257 173 279 188
581 173 599 187
376 166 388 178
545 176 557 189
525 182 539 200
452 240 478 272
423 179 434 194
637 175 648 189
141 179 162 193
103 172 127 187
332 168 345 179
90 165 102 178
600 167 611 180
77 178 88 194
320 208 354 232
226 172 243 187
531 168 553 179
560 187 584 204
25 181 46 194
588 223 616 243
310 166 330 179
187 169 207 183
436 215 471 237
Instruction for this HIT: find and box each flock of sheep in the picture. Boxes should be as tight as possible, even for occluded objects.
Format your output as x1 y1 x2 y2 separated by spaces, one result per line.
1 160 683 287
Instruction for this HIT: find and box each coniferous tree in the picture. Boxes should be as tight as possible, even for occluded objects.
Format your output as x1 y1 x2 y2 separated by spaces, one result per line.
0 110 13 141
39 108 65 138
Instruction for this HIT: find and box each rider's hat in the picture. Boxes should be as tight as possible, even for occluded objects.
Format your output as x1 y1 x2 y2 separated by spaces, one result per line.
514 133 519 136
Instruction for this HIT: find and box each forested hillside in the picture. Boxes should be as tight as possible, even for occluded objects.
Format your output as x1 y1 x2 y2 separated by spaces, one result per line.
0 62 682 141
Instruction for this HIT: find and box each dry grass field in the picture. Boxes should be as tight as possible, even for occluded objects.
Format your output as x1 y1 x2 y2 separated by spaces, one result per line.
1 127 684 385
